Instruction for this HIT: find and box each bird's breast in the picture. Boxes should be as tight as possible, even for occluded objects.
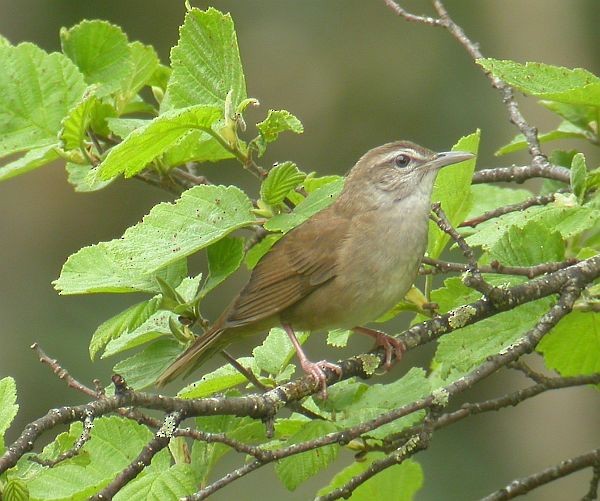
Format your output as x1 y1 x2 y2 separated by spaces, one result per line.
283 195 430 331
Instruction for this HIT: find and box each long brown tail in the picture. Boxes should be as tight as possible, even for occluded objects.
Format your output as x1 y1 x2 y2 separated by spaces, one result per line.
155 326 227 387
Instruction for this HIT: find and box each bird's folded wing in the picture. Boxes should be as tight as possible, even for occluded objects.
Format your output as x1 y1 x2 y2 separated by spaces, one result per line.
225 211 349 326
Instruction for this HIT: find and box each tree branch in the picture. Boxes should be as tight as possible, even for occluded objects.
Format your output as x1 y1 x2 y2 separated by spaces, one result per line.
480 448 600 501
471 165 570 184
383 0 571 185
31 342 98 398
316 431 430 501
429 202 495 297
383 372 600 449
89 412 183 500
188 278 586 498
421 257 577 280
460 192 562 228
2 255 598 477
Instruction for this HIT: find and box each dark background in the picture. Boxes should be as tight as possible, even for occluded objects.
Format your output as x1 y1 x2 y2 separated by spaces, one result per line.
1 1 599 499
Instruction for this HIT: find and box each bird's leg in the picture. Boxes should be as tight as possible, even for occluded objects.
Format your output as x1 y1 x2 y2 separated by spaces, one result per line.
353 326 405 370
282 323 341 399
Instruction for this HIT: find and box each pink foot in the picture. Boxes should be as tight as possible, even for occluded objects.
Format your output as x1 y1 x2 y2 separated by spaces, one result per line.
353 326 405 370
299 359 342 399
282 323 342 399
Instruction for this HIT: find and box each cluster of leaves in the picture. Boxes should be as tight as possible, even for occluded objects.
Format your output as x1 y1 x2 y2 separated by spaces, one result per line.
1 6 599 501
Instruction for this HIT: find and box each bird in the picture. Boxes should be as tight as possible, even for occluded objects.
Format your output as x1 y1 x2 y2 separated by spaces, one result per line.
156 141 474 395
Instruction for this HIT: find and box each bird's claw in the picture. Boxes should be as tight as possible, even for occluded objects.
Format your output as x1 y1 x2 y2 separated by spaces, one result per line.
301 359 342 399
374 332 405 370
354 326 405 370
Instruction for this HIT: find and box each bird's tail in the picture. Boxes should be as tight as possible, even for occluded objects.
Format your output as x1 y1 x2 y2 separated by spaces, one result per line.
155 325 227 387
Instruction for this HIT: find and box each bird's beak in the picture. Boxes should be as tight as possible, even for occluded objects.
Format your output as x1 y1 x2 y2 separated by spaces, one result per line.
428 151 475 171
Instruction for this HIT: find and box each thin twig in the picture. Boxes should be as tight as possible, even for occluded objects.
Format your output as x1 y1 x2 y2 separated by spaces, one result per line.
383 0 442 25
421 257 577 279
430 0 546 164
480 448 600 501
31 343 98 398
90 412 183 500
171 167 212 188
188 280 586 499
507 360 549 384
317 429 431 501
471 164 570 185
221 350 270 392
185 461 264 500
429 203 496 297
460 192 560 228
383 1 566 184
3 256 598 477
383 372 600 450
582 463 600 501
30 410 95 467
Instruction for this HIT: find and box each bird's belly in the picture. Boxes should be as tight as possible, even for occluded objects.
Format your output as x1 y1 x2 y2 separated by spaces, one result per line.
283 210 428 331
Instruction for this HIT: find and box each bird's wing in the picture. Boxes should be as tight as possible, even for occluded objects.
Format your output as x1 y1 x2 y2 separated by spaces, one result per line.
224 210 350 327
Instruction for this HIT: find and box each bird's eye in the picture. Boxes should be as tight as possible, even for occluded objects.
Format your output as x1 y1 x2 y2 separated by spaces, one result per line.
394 154 411 168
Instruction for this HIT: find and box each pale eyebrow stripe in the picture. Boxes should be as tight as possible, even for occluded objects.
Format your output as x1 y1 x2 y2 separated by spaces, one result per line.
380 148 425 164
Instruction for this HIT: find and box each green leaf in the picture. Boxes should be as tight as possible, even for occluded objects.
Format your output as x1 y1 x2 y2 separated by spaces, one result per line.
587 167 600 189
176 274 205 302
107 117 149 138
495 121 590 156
303 174 343 193
257 110 303 142
66 162 114 192
178 357 260 399
113 339 182 390
202 236 245 296
163 7 246 110
260 162 306 206
466 185 532 222
103 275 203 358
538 312 600 376
0 377 19 454
255 110 303 156
118 41 160 103
488 221 565 267
318 455 423 500
89 298 161 360
0 43 86 158
3 479 29 500
27 417 153 500
327 329 352 348
0 34 10 46
161 129 234 167
570 153 587 203
274 420 340 491
253 328 309 376
59 91 116 153
59 92 98 151
102 310 174 358
54 185 254 294
541 100 598 131
98 105 223 179
61 20 132 97
113 464 197 501
0 145 60 182
477 59 600 107
428 130 480 258
318 378 369 413
265 178 344 232
466 204 600 251
430 277 554 384
333 368 430 439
